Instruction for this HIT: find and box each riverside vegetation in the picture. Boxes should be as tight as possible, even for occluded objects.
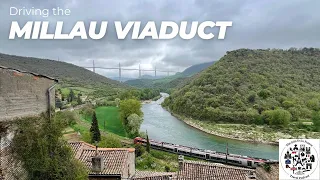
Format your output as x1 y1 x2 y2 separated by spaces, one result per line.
66 87 182 172
67 104 186 172
163 48 320 143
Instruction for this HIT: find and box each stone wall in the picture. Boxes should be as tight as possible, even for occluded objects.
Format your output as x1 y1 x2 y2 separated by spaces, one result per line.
121 150 136 179
0 68 56 122
255 164 279 180
89 177 120 180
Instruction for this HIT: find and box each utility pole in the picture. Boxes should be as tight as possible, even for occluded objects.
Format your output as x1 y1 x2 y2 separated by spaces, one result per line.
226 143 228 163
119 63 121 82
93 60 95 73
139 64 141 78
155 66 157 77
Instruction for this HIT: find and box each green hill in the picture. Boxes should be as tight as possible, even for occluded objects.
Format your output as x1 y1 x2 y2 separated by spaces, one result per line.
0 53 128 90
163 48 320 125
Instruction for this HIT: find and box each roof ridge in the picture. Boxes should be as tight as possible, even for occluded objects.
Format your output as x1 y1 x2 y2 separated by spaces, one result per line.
0 65 58 82
68 141 135 152
184 160 254 171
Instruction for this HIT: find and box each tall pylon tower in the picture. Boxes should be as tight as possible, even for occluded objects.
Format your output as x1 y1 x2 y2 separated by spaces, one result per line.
139 64 141 78
119 63 121 82
93 60 95 73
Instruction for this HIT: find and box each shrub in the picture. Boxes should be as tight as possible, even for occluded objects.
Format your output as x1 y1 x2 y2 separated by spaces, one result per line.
247 93 256 103
134 144 146 157
282 100 295 109
55 111 78 126
312 111 320 132
258 89 271 99
165 166 171 172
263 163 271 172
11 114 87 180
99 135 122 148
262 109 291 127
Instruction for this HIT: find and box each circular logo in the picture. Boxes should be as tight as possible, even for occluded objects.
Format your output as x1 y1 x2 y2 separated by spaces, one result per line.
280 139 318 179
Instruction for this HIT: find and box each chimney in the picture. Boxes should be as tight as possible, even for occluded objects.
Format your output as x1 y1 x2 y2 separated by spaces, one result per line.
92 144 104 172
178 155 184 171
246 171 256 179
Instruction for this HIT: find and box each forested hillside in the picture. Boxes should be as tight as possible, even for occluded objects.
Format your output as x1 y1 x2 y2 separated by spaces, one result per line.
0 53 128 89
163 48 320 126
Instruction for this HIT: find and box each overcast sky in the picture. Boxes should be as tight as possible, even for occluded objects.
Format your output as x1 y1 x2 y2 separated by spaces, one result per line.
0 0 320 78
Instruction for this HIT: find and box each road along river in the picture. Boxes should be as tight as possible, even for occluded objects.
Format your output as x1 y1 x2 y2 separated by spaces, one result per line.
140 93 279 160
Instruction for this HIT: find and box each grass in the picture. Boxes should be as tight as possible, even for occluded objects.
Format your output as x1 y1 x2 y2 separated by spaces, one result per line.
136 149 178 172
56 85 94 97
82 106 126 137
59 87 81 97
67 110 131 144
136 147 204 172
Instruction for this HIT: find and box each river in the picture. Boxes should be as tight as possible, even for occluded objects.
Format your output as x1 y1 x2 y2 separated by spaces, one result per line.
140 93 279 160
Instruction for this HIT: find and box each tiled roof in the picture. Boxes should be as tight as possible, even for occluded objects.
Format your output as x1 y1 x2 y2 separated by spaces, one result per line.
68 141 96 159
133 170 177 180
68 141 135 176
177 160 255 180
80 148 128 175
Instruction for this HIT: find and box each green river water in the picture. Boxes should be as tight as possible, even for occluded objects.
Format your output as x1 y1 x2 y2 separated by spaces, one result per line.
140 93 279 160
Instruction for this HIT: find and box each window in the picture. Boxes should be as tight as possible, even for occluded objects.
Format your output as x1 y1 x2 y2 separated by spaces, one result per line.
247 161 252 166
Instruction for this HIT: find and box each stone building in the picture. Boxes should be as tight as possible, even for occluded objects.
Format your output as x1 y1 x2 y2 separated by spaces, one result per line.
0 66 57 121
69 141 177 180
0 66 58 179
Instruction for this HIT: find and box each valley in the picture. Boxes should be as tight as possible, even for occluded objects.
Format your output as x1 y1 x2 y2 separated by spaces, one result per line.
2 48 320 173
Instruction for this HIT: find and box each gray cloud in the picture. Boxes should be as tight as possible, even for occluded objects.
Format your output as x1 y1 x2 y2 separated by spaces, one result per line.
0 0 319 78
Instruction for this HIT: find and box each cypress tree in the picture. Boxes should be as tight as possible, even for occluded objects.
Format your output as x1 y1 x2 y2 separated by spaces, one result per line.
146 130 150 153
68 89 75 102
90 112 101 143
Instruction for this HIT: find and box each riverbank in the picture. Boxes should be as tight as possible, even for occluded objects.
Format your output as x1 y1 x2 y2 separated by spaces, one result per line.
141 95 162 104
164 108 320 146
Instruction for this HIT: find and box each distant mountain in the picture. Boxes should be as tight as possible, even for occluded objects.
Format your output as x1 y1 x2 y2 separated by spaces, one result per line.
109 77 135 82
125 79 154 88
140 75 166 79
0 53 129 89
181 61 215 76
125 61 215 92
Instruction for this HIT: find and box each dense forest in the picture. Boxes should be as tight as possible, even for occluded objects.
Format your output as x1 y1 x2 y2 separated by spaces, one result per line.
163 48 320 127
